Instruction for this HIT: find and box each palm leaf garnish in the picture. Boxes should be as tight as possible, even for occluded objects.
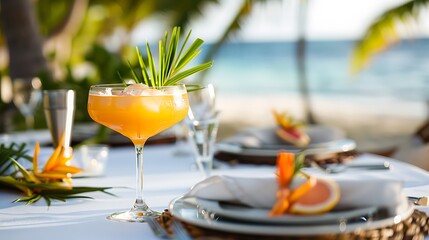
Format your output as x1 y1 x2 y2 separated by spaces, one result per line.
128 26 213 90
0 142 114 206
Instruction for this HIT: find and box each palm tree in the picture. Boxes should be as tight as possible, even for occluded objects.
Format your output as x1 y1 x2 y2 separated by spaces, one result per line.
0 0 48 79
351 0 429 73
351 0 429 146
296 0 316 124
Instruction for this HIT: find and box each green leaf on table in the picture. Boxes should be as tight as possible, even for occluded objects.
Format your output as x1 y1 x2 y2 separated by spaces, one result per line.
0 142 115 206
0 143 32 176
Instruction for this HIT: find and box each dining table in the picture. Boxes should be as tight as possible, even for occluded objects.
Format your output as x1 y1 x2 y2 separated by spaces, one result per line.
1 139 429 240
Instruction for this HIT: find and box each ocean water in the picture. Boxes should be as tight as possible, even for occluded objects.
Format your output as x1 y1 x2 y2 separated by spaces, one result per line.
200 39 429 149
204 38 429 101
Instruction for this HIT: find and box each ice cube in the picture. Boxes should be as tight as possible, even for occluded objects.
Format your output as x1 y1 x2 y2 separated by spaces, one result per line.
141 88 163 96
164 87 186 95
91 88 112 96
123 84 150 96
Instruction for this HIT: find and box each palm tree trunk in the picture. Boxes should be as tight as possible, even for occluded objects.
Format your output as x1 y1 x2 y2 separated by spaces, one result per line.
0 0 49 132
296 0 316 124
0 0 48 79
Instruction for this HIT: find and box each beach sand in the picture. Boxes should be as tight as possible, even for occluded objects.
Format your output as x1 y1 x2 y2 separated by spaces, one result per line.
216 93 428 152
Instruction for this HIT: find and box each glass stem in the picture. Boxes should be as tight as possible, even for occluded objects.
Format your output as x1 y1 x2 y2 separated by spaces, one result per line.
133 143 148 212
25 115 34 130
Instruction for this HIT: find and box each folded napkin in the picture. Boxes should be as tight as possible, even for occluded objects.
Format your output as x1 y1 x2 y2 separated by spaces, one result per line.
186 175 406 213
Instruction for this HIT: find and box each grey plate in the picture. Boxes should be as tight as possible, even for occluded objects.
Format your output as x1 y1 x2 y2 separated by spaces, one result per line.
169 196 414 236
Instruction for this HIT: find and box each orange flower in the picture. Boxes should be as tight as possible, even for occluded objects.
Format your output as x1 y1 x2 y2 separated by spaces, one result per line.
269 151 316 216
33 136 81 184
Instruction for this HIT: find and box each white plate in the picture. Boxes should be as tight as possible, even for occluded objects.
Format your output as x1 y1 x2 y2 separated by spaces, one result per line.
217 126 356 157
169 196 414 236
194 198 379 225
217 139 356 157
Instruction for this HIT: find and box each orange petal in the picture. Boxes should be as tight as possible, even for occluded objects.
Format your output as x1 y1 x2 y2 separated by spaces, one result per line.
43 145 62 172
51 165 82 174
269 188 290 216
34 172 69 180
288 176 317 204
33 142 40 174
277 151 295 187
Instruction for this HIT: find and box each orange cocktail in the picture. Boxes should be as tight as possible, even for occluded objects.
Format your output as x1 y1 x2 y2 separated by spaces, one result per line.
87 83 188 222
88 85 188 145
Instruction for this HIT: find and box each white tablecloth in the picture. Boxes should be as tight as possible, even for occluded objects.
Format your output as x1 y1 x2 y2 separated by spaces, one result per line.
1 144 429 240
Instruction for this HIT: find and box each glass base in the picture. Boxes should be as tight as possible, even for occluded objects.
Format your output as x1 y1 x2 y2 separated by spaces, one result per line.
107 208 160 223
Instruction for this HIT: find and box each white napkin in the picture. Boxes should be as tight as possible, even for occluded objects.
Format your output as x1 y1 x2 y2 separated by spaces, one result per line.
186 175 406 212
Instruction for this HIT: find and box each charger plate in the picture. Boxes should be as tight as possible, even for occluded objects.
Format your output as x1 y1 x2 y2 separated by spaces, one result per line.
194 198 379 225
169 196 414 236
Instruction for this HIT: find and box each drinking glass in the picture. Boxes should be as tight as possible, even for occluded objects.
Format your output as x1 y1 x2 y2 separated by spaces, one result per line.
186 84 219 176
87 84 188 222
187 83 216 121
12 77 42 130
188 112 220 177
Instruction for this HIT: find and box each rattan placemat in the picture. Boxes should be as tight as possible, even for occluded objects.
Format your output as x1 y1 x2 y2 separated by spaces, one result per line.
156 208 428 240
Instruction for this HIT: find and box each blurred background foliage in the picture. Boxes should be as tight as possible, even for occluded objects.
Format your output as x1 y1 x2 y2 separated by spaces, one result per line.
0 0 248 133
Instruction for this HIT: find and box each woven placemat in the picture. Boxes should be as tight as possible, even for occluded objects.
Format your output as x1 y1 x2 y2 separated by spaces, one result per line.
156 208 429 240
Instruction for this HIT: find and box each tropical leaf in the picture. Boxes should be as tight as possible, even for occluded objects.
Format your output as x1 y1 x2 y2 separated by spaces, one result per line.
130 26 213 88
351 0 429 74
0 143 32 176
0 142 113 206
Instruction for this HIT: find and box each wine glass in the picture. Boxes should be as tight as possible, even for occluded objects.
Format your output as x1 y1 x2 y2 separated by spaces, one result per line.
187 83 216 121
12 77 42 130
186 84 219 176
87 83 188 222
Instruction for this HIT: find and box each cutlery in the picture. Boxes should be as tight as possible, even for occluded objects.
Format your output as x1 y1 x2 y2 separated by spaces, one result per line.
217 139 356 156
172 220 192 240
312 161 391 174
407 196 428 206
146 216 170 239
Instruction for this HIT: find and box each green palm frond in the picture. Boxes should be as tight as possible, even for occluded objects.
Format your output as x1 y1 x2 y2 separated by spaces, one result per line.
131 26 213 88
351 0 429 74
203 0 253 64
0 143 32 176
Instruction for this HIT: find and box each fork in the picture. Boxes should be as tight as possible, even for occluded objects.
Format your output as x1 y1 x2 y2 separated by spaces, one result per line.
171 220 192 240
311 161 391 174
146 216 170 239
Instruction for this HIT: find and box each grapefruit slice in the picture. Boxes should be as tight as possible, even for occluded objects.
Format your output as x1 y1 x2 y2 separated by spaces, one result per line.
289 177 340 215
276 127 310 147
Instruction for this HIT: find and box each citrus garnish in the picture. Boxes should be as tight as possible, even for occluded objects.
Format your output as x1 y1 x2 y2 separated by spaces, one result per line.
289 177 340 215
272 110 310 147
269 151 340 216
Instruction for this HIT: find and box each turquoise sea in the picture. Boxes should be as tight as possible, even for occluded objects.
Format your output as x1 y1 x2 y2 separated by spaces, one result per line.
204 38 429 102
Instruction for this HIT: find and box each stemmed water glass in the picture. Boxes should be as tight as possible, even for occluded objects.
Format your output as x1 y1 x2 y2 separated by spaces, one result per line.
186 84 219 176
187 84 216 121
87 83 189 222
12 77 42 130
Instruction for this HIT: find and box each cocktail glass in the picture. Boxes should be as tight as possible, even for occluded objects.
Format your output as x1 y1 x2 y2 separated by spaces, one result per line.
87 84 188 222
12 77 42 130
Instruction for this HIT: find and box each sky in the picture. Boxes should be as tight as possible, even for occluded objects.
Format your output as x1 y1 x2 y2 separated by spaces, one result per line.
132 0 429 44
189 0 429 42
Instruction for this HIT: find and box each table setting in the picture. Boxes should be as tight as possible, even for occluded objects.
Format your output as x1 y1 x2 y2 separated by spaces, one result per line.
1 27 429 240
